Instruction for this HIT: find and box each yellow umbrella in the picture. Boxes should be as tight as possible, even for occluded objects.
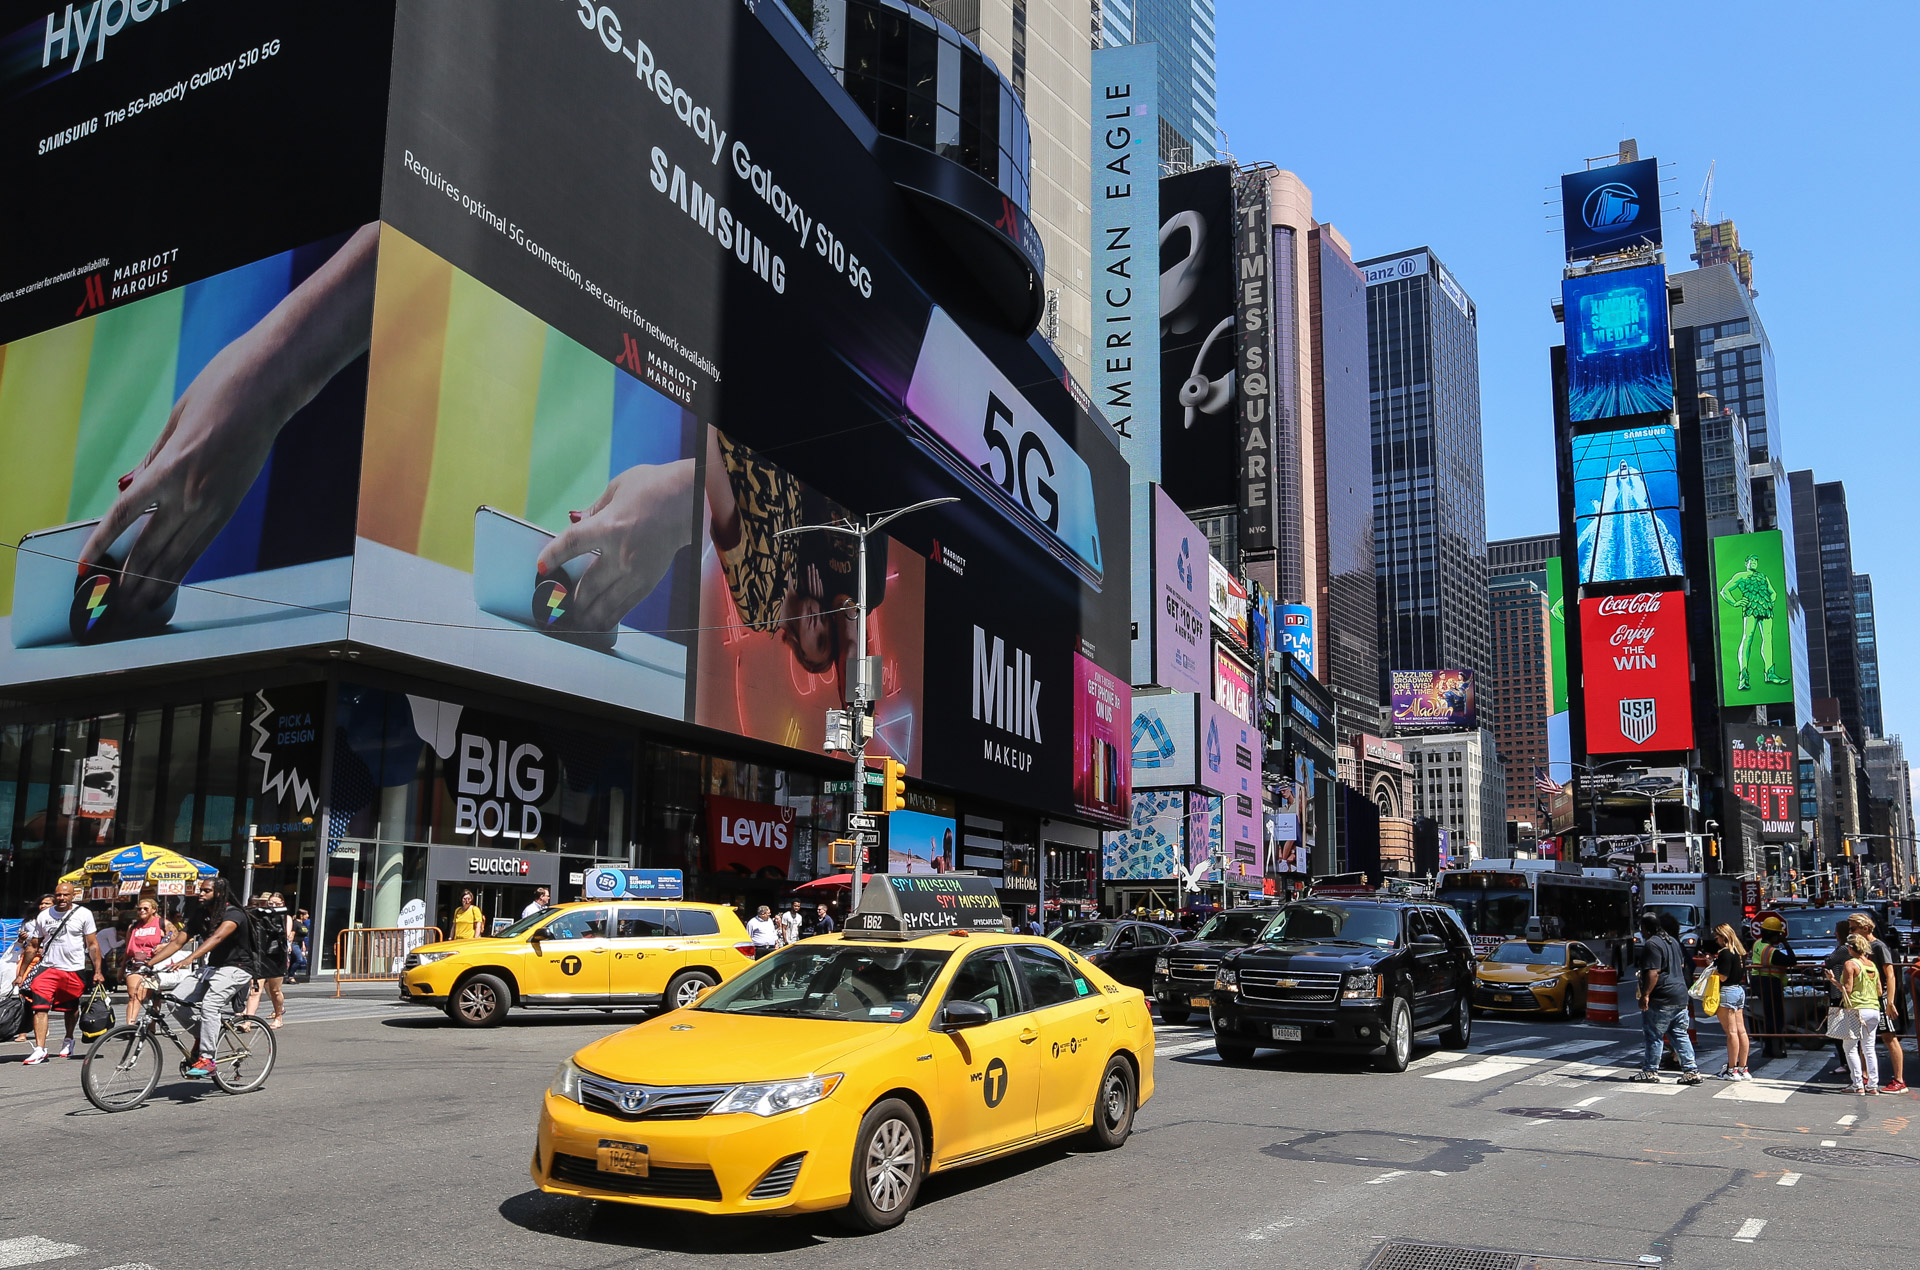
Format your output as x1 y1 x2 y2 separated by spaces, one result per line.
58 843 220 890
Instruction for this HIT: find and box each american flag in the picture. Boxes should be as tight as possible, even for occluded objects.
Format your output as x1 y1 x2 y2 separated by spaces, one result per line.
1533 766 1562 794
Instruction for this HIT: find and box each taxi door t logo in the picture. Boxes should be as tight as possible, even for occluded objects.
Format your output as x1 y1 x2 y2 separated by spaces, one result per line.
981 1057 1009 1108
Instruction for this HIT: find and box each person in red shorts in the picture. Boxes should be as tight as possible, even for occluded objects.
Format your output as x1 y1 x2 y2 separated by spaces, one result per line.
22 881 104 1065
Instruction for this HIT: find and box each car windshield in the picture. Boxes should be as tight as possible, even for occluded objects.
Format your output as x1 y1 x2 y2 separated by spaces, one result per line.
1488 941 1568 966
1438 887 1532 938
695 944 951 1023
493 909 556 939
1193 911 1274 943
1050 922 1114 949
1644 903 1699 928
1263 904 1399 948
1781 910 1851 945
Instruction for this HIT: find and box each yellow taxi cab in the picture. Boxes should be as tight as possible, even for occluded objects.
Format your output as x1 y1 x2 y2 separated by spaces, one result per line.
1471 938 1598 1018
398 900 756 1026
531 876 1155 1230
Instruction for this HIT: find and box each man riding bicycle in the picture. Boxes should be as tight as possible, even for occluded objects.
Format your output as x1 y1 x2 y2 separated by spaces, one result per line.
139 878 255 1080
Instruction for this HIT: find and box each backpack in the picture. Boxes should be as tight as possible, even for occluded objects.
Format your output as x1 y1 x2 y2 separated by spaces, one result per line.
246 907 287 974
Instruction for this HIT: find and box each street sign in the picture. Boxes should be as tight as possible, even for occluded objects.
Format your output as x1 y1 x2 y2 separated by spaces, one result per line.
848 812 882 833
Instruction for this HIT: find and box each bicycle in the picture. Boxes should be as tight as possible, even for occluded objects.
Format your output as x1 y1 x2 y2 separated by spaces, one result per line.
80 975 277 1112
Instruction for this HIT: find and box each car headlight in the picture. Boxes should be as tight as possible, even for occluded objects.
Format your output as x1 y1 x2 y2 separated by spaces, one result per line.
1342 971 1384 1000
413 950 452 965
711 1074 844 1117
1215 968 1238 989
1154 956 1170 975
1530 978 1563 990
550 1059 583 1104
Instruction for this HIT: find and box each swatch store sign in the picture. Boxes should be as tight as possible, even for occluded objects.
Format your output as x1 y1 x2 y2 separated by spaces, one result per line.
454 732 551 841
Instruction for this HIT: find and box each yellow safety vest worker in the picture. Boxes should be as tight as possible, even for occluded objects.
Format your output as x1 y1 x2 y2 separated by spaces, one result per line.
1751 941 1787 980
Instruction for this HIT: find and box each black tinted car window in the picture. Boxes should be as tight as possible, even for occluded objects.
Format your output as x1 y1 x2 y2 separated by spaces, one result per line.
1114 926 1137 948
1265 904 1399 948
541 908 606 940
1052 922 1114 950
1014 945 1094 1007
1138 925 1171 947
677 909 719 936
945 950 1022 1021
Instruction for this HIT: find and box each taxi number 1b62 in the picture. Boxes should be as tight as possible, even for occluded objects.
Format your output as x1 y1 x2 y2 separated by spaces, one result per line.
596 1139 649 1177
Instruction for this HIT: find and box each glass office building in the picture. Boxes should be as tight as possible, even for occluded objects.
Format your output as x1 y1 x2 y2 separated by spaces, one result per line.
1098 0 1216 169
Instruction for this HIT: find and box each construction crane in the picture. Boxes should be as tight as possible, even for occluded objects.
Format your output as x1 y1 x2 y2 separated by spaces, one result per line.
1692 160 1715 227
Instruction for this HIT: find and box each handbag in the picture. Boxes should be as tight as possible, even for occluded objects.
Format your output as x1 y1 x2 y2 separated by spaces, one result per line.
1824 1008 1852 1039
1701 974 1721 1016
78 985 115 1043
0 990 24 1038
1687 965 1714 1001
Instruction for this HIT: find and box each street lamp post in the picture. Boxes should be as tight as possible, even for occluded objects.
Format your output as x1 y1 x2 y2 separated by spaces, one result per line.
1558 758 1649 863
775 496 957 914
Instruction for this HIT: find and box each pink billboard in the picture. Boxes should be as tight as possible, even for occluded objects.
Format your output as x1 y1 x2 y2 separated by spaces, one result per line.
1073 653 1131 825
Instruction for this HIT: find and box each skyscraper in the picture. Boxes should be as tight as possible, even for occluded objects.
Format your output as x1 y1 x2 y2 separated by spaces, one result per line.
1791 474 1865 746
1363 247 1493 725
1487 533 1559 575
1854 573 1883 740
1670 261 1782 517
1488 576 1553 829
1097 0 1216 170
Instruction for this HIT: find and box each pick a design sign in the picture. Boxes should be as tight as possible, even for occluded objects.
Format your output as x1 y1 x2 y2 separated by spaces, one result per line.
1580 591 1692 753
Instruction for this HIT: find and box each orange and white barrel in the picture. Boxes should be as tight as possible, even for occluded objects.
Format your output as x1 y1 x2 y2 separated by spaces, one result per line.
1586 964 1619 1025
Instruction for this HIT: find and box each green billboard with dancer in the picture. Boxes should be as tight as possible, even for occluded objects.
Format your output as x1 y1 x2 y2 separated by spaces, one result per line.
1713 530 1792 706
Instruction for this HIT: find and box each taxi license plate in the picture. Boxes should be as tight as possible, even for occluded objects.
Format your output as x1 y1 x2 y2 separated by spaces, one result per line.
596 1139 649 1178
1270 1024 1302 1042
1189 996 1211 1009
1495 994 1514 1004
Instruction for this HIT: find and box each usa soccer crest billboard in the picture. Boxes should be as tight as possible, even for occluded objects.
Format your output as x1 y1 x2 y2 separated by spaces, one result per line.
1579 591 1692 754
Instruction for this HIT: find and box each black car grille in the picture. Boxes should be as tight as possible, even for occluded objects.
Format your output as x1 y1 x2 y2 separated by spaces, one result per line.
401 953 419 973
1238 968 1341 1002
551 1153 723 1200
748 1153 807 1200
577 1074 732 1121
1166 956 1222 980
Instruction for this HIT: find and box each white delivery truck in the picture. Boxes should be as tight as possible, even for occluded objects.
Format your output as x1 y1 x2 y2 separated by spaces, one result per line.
1639 873 1743 956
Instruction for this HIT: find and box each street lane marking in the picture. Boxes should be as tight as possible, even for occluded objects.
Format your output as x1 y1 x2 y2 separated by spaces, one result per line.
1821 1140 1837 1147
1364 1170 1409 1185
1837 1114 1858 1125
1407 1050 1469 1072
1158 1038 1220 1058
1424 1056 1541 1082
1526 1061 1684 1093
1575 1096 1607 1107
1777 1173 1802 1186
1733 1217 1767 1243
0 1238 85 1268
1713 1053 1829 1104
1532 1039 1618 1059
1476 1034 1548 1052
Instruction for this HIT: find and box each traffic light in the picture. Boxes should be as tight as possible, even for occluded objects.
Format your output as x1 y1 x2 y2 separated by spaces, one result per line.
265 837 282 865
881 757 906 812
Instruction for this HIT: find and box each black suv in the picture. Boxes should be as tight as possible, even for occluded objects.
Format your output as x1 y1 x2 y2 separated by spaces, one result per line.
1209 899 1476 1071
1150 908 1279 1025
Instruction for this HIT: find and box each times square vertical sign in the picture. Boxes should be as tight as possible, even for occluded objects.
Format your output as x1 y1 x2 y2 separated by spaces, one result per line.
1233 169 1274 552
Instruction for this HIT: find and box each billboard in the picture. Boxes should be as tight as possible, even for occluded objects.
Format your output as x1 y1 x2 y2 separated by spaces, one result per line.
884 809 959 875
1214 647 1254 724
1103 790 1183 880
1159 165 1237 511
1090 45 1160 481
1131 692 1198 789
1571 424 1683 583
1233 169 1274 550
1151 486 1209 694
1545 558 1569 714
1390 670 1477 731
1563 264 1672 422
1726 724 1799 843
1207 554 1249 648
1074 654 1131 824
1279 604 1314 670
1560 159 1662 261
1713 530 1793 707
1579 592 1693 754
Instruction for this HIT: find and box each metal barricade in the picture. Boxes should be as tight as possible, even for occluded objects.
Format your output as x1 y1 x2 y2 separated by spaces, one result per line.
333 927 444 996
1738 959 1918 1052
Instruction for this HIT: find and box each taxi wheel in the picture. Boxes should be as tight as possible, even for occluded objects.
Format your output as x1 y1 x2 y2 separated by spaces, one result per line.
448 973 510 1027
1085 1056 1135 1149
837 1098 924 1232
664 970 717 1012
1373 997 1413 1072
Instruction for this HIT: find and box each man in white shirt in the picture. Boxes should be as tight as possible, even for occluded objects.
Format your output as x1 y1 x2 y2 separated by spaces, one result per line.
775 901 804 946
23 881 104 1065
745 905 780 958
521 887 551 920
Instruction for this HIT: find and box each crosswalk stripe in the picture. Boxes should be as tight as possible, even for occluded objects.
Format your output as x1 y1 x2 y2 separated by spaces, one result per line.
1476 1034 1549 1051
1713 1053 1830 1103
1407 1050 1469 1072
0 1237 85 1268
1423 1055 1542 1082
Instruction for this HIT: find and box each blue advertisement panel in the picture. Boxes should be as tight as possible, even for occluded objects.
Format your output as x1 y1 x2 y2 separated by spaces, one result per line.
1279 603 1313 670
1090 44 1160 482
1103 790 1182 881
1572 424 1684 584
1563 264 1672 422
1560 158 1662 260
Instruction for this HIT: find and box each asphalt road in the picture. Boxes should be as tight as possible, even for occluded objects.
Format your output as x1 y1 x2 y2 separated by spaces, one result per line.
2 991 1914 1270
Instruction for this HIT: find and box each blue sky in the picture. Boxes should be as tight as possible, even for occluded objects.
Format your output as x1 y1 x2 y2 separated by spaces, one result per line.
1214 0 1920 747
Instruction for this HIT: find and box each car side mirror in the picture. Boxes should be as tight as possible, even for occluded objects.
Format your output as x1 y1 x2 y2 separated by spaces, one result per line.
528 934 543 952
939 1000 993 1031
1415 933 1446 947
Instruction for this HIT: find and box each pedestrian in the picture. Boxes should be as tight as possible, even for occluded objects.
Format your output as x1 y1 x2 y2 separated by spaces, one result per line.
1709 923 1753 1082
521 887 551 919
811 902 836 937
451 890 486 940
122 896 180 1025
143 877 255 1080
1026 907 1043 937
2 896 53 1042
1839 913 1905 1093
21 881 105 1065
288 909 311 983
1836 933 1884 1095
244 892 291 1029
746 905 780 958
1633 910 1702 1085
776 901 804 947
1749 915 1797 1058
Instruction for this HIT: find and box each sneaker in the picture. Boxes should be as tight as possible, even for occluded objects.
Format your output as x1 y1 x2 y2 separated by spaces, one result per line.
183 1057 217 1080
1629 1070 1661 1083
1679 1071 1704 1086
57 1038 74 1059
1712 1067 1737 1080
1735 1069 1754 1081
21 1047 49 1066
1881 1080 1907 1093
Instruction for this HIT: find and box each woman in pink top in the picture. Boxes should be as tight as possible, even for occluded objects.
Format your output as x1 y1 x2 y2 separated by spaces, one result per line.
122 897 177 1024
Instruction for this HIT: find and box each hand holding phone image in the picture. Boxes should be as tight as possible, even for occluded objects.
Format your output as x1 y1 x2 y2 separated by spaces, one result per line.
76 223 380 625
533 459 697 635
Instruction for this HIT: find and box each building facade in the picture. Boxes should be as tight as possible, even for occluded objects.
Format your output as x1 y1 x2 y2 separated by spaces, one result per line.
1791 475 1865 747
1403 729 1506 861
1853 573 1883 741
1862 735 1914 880
1487 533 1559 575
1362 247 1493 727
1096 0 1216 170
1488 576 1553 831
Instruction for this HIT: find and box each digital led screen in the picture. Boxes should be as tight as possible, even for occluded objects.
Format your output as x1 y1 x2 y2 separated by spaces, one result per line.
1560 158 1662 261
1579 591 1693 754
1389 670 1477 731
1563 264 1672 422
1572 425 1684 583
1712 531 1793 707
1726 724 1798 843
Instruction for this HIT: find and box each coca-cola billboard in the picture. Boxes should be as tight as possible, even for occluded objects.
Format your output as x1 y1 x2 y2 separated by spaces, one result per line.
1580 591 1693 754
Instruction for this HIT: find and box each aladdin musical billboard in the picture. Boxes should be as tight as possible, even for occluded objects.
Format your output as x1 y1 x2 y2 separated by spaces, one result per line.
1389 670 1477 732
1579 591 1693 754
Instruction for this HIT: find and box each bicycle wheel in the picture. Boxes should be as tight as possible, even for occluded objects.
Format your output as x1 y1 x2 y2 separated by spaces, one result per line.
82 1024 162 1113
212 1014 276 1094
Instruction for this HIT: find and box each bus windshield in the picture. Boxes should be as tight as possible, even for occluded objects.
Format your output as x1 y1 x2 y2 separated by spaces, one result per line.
1438 887 1531 938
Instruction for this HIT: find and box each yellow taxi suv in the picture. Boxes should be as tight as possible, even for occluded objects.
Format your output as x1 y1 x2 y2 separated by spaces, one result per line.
398 901 756 1026
1470 938 1598 1018
531 876 1154 1231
